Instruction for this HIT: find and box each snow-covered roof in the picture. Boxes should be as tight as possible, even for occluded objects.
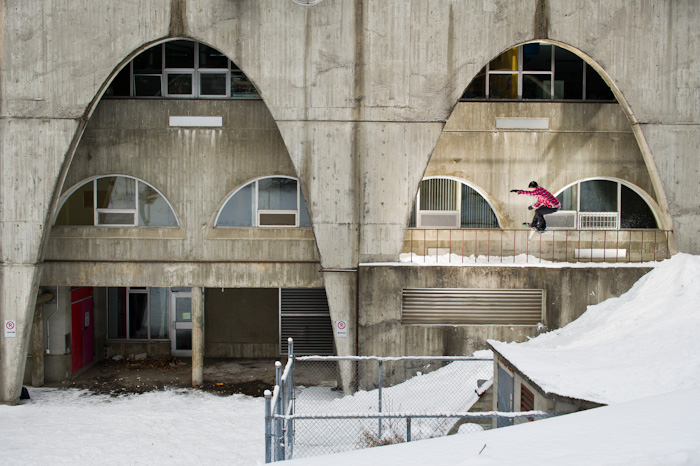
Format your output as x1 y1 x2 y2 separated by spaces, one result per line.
488 253 700 405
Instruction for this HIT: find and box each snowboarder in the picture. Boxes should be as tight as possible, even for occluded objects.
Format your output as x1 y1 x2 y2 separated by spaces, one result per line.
511 181 561 232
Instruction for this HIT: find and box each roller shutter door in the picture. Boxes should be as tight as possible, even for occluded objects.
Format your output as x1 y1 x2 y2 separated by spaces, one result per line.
280 288 335 355
402 288 544 325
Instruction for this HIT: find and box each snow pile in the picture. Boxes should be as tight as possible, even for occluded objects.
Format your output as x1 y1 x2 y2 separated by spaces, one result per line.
489 253 700 404
285 387 700 466
0 389 264 465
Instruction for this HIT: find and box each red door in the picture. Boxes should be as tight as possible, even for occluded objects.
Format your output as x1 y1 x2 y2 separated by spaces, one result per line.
71 287 94 373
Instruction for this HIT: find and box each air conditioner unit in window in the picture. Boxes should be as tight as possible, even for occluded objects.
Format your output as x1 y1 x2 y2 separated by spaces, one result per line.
418 211 460 228
544 210 577 229
258 211 297 227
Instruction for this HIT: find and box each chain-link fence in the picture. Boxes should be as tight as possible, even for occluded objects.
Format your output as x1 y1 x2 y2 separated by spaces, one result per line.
265 340 551 462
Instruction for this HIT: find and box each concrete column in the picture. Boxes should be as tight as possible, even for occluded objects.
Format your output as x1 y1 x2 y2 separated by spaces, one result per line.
191 287 204 387
0 265 42 404
30 292 55 387
322 272 358 394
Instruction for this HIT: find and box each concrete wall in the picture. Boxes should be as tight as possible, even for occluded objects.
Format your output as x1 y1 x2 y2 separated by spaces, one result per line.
358 265 652 357
430 102 661 229
3 0 699 403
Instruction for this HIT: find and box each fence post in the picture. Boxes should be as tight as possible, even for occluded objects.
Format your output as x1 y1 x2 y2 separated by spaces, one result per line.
378 360 383 439
406 417 412 442
287 338 294 459
264 390 272 463
275 361 284 461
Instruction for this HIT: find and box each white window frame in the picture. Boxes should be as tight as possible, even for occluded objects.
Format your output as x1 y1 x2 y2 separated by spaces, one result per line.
554 177 660 231
413 176 501 229
486 44 554 99
55 175 179 227
216 176 307 228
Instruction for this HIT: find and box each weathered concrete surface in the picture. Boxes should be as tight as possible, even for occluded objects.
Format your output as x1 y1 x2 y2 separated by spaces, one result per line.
358 265 652 357
3 0 700 403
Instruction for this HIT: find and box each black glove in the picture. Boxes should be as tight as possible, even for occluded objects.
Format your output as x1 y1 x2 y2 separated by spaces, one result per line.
528 206 534 210
510 189 518 193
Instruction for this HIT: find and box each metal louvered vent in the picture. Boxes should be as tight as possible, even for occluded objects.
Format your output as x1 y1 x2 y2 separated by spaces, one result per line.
402 288 544 325
280 289 335 355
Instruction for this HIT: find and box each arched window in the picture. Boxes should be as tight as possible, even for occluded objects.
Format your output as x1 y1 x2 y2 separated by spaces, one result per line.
55 176 178 227
555 179 658 230
216 177 311 228
462 42 615 101
105 40 260 99
409 178 499 228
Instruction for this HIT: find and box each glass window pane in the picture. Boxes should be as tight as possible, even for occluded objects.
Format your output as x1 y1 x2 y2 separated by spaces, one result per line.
200 73 227 96
556 185 577 211
97 177 135 209
461 184 498 228
462 66 486 99
55 181 94 226
259 213 296 226
175 297 191 322
107 287 127 339
489 74 517 99
166 73 193 95
585 64 615 101
522 43 551 71
199 44 229 69
138 182 177 226
128 291 149 339
258 178 298 210
176 329 192 350
148 288 169 339
105 67 131 97
217 184 253 226
580 180 618 212
620 185 657 229
98 212 135 225
231 66 259 97
165 40 194 68
420 179 457 211
299 189 311 227
554 48 583 99
133 75 162 96
523 74 552 99
133 45 162 73
489 47 518 71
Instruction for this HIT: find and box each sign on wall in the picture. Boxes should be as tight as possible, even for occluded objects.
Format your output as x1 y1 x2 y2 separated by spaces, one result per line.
4 320 17 338
335 320 348 338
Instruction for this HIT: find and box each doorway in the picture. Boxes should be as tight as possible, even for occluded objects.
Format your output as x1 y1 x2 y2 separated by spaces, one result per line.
171 291 192 357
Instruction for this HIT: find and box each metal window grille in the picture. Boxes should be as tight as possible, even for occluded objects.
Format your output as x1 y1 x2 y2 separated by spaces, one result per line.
578 212 619 230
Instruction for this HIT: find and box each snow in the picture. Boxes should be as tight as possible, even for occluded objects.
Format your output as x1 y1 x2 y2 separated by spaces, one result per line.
489 252 700 404
365 252 664 267
2 254 700 465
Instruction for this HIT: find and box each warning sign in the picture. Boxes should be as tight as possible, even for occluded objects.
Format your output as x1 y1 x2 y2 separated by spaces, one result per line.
4 320 17 338
335 320 348 338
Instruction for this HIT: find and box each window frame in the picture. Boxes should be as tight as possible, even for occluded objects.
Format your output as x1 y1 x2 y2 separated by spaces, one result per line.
463 42 616 102
107 41 259 100
54 175 179 228
107 286 171 341
411 176 501 229
554 177 660 230
215 176 311 228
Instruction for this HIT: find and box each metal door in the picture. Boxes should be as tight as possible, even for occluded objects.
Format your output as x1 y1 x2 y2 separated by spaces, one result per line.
171 291 192 356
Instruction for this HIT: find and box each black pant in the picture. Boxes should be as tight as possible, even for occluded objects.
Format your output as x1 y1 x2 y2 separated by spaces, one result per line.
531 206 560 230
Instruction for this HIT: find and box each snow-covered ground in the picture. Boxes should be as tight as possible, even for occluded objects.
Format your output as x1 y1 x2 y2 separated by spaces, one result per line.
3 254 700 465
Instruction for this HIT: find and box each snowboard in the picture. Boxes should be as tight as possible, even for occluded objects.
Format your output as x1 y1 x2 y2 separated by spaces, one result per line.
524 222 548 239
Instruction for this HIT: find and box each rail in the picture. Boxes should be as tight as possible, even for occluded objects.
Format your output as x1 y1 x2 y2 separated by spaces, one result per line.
402 228 673 264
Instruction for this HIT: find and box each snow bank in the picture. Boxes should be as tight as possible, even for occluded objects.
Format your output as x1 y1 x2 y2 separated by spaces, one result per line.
489 253 700 404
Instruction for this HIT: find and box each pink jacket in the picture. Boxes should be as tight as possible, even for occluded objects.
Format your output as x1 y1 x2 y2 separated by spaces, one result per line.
515 187 561 209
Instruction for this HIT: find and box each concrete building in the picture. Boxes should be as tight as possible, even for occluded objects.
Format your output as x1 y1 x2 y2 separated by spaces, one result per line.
2 0 699 404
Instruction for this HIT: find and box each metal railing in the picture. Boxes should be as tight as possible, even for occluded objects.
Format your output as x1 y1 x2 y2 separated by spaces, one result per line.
403 228 673 264
265 340 555 462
